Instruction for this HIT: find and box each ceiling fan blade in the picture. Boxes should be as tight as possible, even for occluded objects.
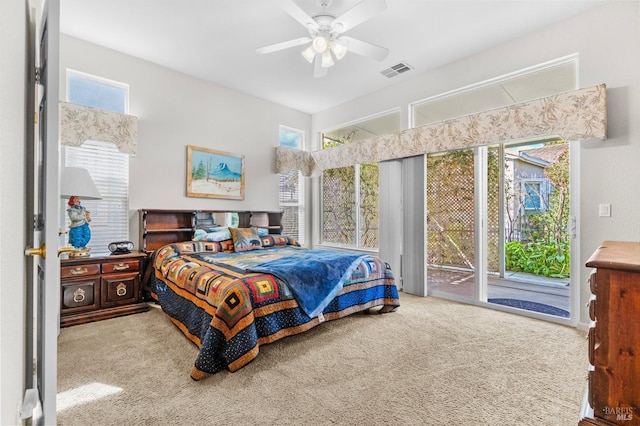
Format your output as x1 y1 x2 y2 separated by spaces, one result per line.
339 36 389 61
313 54 328 78
279 0 319 32
331 0 387 33
256 37 311 54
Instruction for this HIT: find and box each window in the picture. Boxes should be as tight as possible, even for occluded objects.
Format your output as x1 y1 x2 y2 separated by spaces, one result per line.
65 70 130 252
279 126 305 245
321 110 400 250
523 180 544 211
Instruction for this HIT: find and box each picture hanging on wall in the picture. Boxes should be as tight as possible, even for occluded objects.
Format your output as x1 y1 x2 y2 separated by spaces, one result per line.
186 145 245 200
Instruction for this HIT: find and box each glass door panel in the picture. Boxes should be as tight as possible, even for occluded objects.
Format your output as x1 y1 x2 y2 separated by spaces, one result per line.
487 141 571 318
426 149 476 300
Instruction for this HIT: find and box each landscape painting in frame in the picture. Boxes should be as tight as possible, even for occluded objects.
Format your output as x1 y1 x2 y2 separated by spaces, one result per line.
187 145 245 200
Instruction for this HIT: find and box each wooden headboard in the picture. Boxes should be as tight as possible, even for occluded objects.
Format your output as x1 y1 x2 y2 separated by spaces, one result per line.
138 209 283 253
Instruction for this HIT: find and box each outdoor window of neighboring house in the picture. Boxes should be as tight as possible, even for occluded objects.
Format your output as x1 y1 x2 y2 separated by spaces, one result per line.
523 179 546 211
279 126 305 245
321 110 400 250
64 70 130 252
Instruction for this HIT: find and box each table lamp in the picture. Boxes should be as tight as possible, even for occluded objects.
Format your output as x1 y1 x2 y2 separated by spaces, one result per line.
60 167 102 257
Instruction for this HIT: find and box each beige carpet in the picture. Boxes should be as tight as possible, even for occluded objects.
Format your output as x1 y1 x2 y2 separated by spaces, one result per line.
57 292 587 425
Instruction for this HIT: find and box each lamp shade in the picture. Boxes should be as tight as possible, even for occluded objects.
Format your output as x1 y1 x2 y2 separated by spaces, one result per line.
301 45 316 63
60 167 102 200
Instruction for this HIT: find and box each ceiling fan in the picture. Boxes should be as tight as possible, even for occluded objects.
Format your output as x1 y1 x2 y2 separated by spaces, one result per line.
256 0 389 78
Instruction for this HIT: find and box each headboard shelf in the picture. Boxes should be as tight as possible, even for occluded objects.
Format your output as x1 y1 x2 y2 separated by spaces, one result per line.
138 209 283 253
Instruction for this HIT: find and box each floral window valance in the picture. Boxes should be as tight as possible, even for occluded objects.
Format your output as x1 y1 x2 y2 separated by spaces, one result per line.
276 84 607 176
59 101 138 155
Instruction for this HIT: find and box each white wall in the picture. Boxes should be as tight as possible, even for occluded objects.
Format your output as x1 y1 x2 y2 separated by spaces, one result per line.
312 1 640 325
0 1 28 424
59 35 312 244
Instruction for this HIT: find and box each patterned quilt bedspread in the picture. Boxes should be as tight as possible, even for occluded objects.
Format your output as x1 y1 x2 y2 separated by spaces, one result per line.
148 241 400 379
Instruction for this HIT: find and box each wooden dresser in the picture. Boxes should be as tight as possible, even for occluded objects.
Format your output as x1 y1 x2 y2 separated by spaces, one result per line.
579 241 640 425
60 251 149 327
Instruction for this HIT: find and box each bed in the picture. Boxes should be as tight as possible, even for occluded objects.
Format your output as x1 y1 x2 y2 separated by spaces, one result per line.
143 217 400 380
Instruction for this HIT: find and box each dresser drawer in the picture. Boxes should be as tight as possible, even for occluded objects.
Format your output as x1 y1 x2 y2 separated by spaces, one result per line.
588 295 596 322
101 273 139 308
102 259 140 274
588 326 598 366
588 269 597 294
587 369 594 409
61 263 101 279
61 278 100 313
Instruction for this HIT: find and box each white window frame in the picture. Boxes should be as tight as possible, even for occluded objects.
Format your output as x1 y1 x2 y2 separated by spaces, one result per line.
278 125 305 245
64 69 130 254
319 109 400 251
522 178 547 211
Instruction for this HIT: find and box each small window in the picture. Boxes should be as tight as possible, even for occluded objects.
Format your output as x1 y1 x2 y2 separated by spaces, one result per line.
523 181 544 211
279 126 305 245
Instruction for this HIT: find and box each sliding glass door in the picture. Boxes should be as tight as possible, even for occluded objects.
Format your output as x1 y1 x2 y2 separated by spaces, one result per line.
426 140 571 320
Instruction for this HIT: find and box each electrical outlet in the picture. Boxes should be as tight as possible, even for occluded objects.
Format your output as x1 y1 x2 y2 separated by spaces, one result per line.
599 203 611 217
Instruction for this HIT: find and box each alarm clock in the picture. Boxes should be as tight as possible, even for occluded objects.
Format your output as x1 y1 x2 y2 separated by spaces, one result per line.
108 241 134 254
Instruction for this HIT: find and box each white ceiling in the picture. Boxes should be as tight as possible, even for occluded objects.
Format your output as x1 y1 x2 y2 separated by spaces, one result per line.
59 0 606 114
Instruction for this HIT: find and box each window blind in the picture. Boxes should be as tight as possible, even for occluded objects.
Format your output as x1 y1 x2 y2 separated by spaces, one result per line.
65 140 129 253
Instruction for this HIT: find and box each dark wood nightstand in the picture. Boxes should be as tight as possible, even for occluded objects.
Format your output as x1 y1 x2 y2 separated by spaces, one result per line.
60 251 149 327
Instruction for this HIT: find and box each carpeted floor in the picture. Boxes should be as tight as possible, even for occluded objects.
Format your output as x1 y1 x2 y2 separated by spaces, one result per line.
57 292 588 425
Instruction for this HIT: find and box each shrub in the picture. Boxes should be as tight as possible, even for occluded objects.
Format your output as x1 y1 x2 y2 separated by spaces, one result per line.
505 239 570 278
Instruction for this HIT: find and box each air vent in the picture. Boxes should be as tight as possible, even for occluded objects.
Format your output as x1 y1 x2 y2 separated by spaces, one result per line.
380 62 413 78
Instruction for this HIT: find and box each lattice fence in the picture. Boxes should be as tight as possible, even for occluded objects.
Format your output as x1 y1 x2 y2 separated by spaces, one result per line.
321 164 379 248
427 149 500 272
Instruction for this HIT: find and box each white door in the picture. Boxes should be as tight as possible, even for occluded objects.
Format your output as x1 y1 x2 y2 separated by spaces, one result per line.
24 0 61 424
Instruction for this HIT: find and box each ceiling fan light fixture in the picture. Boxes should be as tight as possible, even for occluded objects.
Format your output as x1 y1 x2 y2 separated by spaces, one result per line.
311 35 328 53
301 45 316 63
329 40 347 60
321 50 334 68
259 0 389 77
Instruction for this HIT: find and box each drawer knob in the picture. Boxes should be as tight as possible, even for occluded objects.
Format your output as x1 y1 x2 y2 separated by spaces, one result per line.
73 288 86 303
70 267 88 275
116 282 127 297
113 263 130 271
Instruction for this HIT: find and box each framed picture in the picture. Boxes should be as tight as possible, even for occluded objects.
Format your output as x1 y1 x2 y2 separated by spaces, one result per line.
186 145 245 200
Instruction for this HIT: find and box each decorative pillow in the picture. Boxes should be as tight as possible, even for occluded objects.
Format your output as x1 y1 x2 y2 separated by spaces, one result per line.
256 227 269 237
193 227 232 242
219 239 235 252
260 235 300 248
229 227 263 252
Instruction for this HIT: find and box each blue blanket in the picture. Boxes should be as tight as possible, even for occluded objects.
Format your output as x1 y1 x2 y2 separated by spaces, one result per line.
248 249 368 318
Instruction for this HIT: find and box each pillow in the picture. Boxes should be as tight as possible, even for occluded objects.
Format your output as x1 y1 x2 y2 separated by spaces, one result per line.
229 227 263 252
260 234 299 248
193 227 232 242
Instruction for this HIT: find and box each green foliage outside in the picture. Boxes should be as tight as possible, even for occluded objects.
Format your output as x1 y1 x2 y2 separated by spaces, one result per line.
505 239 570 278
322 130 379 248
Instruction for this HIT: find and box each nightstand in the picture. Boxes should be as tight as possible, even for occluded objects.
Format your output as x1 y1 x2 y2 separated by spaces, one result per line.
60 251 149 327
